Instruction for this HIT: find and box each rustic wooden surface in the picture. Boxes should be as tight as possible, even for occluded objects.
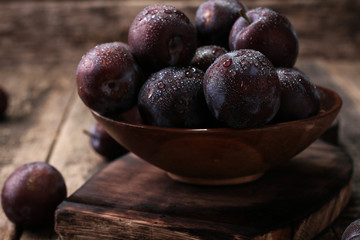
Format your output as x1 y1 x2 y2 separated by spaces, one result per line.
0 0 359 239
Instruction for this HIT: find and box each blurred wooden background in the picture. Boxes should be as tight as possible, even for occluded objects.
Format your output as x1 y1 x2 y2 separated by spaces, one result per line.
0 0 359 239
0 0 359 67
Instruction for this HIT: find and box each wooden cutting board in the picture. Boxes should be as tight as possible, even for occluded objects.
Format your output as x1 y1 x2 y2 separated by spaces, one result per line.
55 139 353 240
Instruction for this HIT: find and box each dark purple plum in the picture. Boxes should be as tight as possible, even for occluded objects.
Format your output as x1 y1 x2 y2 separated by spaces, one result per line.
128 4 197 74
195 0 247 48
203 49 281 128
1 162 67 227
0 86 8 117
273 68 320 122
342 219 360 240
138 66 213 128
76 42 144 115
88 122 128 160
229 7 299 67
190 45 227 72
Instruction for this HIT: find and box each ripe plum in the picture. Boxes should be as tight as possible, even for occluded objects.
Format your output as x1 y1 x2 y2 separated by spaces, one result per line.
229 7 299 67
203 49 281 128
190 45 227 72
89 122 128 160
342 219 360 240
76 42 144 115
128 4 197 73
273 68 320 122
195 0 247 48
138 66 213 128
1 162 67 227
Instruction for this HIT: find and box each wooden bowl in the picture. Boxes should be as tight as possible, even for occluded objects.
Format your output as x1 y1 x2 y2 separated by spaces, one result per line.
91 86 342 185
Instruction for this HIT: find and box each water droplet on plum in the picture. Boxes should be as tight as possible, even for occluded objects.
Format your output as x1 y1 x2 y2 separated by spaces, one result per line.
223 58 232 67
158 82 165 89
185 71 193 78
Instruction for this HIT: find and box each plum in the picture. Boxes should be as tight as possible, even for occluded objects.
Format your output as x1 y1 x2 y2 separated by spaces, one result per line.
203 49 281 128
195 0 247 48
190 45 227 72
1 162 67 227
229 7 299 67
342 219 360 240
138 66 213 128
128 4 197 74
76 42 144 115
88 122 128 160
273 68 320 122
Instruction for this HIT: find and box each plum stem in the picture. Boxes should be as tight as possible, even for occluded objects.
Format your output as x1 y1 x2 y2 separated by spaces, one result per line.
83 129 99 139
239 9 251 25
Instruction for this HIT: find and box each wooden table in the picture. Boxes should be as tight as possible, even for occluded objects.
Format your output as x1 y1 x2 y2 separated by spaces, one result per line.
0 0 359 239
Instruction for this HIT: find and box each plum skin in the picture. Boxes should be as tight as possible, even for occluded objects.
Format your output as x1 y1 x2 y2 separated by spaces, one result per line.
128 4 197 73
229 7 299 68
138 66 213 128
195 0 247 48
342 219 360 240
190 45 228 72
203 49 281 129
273 68 320 122
76 42 144 115
1 162 67 227
89 122 128 160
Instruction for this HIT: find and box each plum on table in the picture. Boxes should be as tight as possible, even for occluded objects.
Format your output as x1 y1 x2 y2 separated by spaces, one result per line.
1 162 67 227
342 219 360 240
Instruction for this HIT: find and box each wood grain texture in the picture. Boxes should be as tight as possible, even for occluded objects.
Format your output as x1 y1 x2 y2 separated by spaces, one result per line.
295 60 360 239
0 62 75 240
48 94 108 196
0 0 358 67
55 140 353 240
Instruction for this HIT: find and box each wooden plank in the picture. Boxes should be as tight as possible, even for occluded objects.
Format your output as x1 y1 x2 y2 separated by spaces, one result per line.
47 94 108 196
318 60 360 158
55 140 353 239
315 60 360 239
296 59 360 168
17 95 110 240
0 0 358 66
0 62 75 239
21 229 59 240
295 59 360 239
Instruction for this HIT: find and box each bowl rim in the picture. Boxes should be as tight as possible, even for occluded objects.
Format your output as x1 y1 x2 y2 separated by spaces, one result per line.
91 85 342 133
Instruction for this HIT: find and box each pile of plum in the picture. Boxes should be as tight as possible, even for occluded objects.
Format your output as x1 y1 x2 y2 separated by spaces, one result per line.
76 0 320 129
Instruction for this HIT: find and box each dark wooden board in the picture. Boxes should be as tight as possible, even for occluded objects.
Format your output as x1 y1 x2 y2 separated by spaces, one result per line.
55 140 353 240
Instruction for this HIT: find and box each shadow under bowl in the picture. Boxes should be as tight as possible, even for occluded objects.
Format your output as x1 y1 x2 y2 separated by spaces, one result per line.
91 86 342 185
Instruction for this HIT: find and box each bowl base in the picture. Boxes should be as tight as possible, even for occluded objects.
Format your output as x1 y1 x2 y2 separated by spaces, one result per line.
167 172 264 185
